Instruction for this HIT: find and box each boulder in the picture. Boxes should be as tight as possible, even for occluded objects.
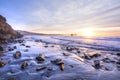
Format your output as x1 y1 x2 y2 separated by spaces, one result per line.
13 51 21 58
21 61 28 70
0 60 6 67
36 54 45 62
93 60 101 69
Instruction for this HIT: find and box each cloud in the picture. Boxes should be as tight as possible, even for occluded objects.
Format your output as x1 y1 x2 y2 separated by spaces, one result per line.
0 0 120 35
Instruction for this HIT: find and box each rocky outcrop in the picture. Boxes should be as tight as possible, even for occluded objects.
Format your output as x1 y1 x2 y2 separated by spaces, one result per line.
0 15 22 40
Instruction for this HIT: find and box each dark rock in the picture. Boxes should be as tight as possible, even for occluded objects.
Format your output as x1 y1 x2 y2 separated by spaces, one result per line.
36 54 45 62
60 62 64 71
13 51 21 59
48 67 53 71
90 53 101 58
0 60 6 67
84 54 91 60
26 45 31 48
20 44 25 46
93 60 101 69
66 47 73 51
102 58 111 63
8 48 14 51
116 53 120 56
44 45 48 48
116 59 120 65
77 50 81 53
51 45 54 47
0 46 4 51
51 58 65 71
51 58 62 65
62 53 69 56
13 46 17 49
36 66 46 71
21 61 28 70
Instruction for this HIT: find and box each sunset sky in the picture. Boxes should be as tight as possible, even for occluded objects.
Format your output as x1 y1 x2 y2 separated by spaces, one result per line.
0 0 120 37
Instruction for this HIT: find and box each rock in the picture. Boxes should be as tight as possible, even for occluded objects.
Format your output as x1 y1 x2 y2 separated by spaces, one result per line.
36 66 46 71
8 48 14 51
77 50 81 53
116 53 120 56
62 53 69 56
102 58 111 63
13 51 21 58
20 44 25 46
0 60 6 67
66 47 73 51
21 61 28 70
90 53 101 58
84 54 91 60
51 58 62 65
36 54 45 62
93 60 101 69
116 59 120 65
26 45 31 48
60 62 64 71
0 46 4 51
44 45 48 48
48 67 53 71
13 46 17 49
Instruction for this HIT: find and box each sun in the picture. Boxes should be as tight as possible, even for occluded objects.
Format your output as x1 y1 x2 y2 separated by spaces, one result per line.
81 28 95 38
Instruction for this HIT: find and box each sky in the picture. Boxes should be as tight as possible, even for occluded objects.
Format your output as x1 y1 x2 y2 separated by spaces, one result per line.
0 0 120 37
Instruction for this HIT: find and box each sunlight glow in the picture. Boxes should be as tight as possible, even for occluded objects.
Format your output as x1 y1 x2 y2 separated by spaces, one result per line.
81 28 95 38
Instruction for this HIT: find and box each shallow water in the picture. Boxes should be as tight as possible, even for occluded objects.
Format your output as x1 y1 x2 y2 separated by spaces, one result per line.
0 35 120 80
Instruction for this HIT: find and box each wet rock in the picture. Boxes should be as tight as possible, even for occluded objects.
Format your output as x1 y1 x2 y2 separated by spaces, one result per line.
26 45 31 48
13 51 21 59
62 53 69 56
36 66 46 71
84 54 91 60
20 43 25 46
44 45 48 48
51 45 54 47
36 54 45 62
18 40 23 43
116 53 120 56
13 46 17 49
102 58 111 63
90 53 101 58
93 60 101 69
21 61 28 70
0 60 6 67
77 50 81 53
0 46 4 51
51 59 65 71
8 48 14 51
51 58 62 65
48 67 53 71
60 62 64 71
66 47 73 51
116 59 120 65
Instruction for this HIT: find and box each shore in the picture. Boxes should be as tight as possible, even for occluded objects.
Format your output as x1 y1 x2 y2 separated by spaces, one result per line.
0 34 120 80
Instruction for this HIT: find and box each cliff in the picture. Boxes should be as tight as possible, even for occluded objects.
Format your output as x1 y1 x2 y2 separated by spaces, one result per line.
0 15 22 40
